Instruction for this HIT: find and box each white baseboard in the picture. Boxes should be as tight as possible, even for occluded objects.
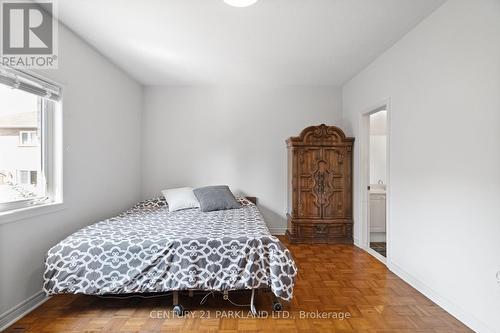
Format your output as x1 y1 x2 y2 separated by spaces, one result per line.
269 227 287 235
388 262 495 333
0 291 48 332
355 242 493 333
364 246 386 265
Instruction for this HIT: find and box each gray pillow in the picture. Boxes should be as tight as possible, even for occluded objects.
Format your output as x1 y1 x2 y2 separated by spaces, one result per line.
193 185 242 212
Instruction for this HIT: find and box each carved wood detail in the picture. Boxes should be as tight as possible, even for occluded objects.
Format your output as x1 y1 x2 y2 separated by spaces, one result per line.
286 124 354 244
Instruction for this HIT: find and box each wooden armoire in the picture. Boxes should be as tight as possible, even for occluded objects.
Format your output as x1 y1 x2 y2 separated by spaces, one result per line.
286 124 354 244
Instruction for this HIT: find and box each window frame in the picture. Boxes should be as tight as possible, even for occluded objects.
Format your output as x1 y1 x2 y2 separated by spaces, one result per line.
0 68 63 222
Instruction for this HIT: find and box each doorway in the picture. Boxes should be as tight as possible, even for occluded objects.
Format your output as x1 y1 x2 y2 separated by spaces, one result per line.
361 105 389 262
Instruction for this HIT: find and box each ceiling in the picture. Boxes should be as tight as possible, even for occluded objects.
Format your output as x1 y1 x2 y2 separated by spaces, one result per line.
58 0 445 86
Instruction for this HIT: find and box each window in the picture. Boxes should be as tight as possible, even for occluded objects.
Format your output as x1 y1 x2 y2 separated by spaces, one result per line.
0 67 62 214
16 170 37 185
19 130 38 146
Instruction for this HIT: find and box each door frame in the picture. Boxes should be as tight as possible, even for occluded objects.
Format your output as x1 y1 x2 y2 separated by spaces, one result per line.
358 99 391 264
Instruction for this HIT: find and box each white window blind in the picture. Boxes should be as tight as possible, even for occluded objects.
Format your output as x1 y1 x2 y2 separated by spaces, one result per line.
0 66 61 101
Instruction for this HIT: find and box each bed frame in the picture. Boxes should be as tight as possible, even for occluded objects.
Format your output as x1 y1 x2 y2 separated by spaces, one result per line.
170 196 283 316
171 287 283 316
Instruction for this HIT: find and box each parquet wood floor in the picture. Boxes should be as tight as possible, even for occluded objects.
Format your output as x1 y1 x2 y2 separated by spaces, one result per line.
4 239 472 333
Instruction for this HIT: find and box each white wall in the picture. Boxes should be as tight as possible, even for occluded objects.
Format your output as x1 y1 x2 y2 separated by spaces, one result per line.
342 1 500 332
0 23 142 316
142 85 342 233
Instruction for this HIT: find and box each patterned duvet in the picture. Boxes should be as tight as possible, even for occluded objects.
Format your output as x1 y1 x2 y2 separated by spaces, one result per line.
43 197 297 300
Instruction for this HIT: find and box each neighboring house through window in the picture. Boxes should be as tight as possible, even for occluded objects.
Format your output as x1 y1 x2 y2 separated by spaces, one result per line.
16 170 37 185
0 67 62 213
19 130 38 146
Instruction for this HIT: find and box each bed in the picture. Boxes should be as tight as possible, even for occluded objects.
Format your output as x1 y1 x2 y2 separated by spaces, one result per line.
43 196 297 314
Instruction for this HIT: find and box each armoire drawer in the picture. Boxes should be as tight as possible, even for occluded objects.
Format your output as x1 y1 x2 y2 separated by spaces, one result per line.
297 224 347 239
328 224 346 238
298 226 314 238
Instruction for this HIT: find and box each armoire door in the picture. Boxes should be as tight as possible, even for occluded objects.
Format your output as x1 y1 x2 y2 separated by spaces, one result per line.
321 147 347 219
296 147 322 218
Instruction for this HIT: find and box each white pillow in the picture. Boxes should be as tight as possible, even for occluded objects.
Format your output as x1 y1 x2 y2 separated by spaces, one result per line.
161 187 200 212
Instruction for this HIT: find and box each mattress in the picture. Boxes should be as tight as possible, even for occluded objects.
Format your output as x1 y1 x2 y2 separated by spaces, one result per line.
43 197 297 300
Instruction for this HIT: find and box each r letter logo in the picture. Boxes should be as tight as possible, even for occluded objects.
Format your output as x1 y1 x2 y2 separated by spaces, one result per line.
1 1 58 68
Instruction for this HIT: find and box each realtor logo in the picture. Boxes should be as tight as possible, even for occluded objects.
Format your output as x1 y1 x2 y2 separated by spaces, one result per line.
1 0 58 68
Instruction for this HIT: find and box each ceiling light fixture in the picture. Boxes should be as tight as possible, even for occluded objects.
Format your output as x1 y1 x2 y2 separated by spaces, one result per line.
224 0 258 8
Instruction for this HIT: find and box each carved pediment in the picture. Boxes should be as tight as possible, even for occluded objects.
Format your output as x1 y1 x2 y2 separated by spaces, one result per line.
287 124 354 146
